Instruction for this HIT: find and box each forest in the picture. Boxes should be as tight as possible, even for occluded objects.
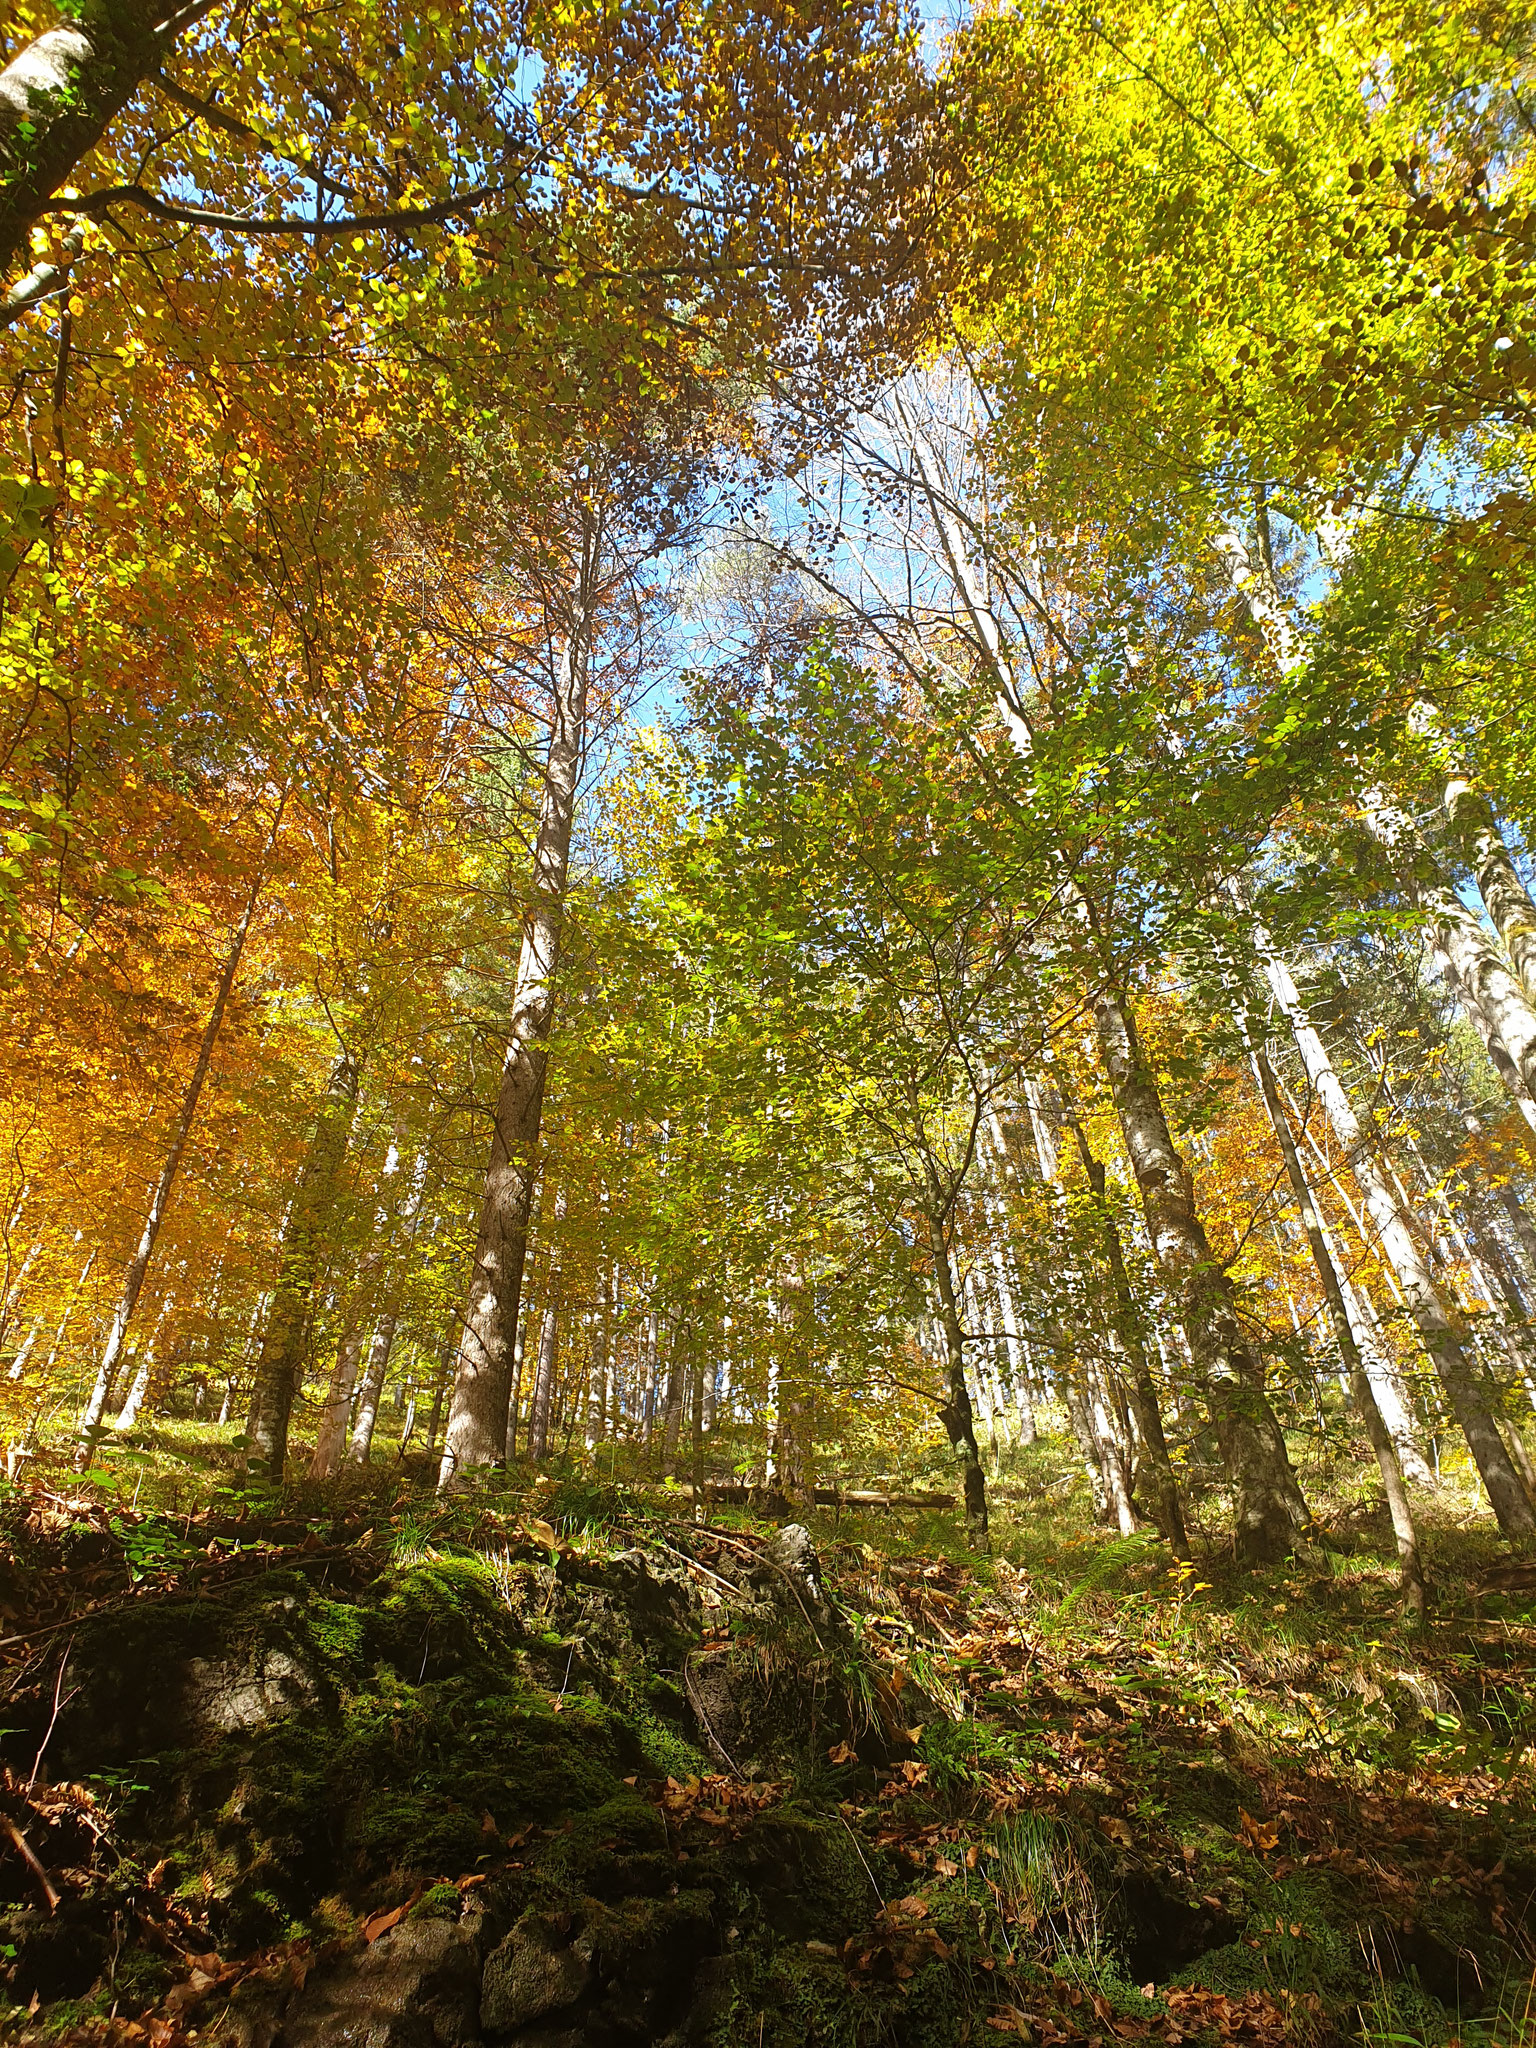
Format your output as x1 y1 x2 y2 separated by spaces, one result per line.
1 0 1536 2042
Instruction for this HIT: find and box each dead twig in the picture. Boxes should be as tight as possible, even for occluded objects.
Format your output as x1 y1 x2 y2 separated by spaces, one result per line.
0 1813 59 1912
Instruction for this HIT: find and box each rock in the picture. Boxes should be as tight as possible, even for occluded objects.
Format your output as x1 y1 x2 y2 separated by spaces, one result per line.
274 1910 492 2048
753 1524 836 1632
184 1646 318 1734
481 1911 591 2033
595 1548 699 1647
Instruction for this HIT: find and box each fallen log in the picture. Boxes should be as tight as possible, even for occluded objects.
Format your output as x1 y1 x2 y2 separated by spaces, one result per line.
667 1483 956 1511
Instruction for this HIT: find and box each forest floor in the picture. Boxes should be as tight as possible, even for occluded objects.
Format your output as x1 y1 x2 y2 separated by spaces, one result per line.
0 1432 1530 2048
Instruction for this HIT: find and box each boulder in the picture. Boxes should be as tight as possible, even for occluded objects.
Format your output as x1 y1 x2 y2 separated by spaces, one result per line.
481 1911 590 2033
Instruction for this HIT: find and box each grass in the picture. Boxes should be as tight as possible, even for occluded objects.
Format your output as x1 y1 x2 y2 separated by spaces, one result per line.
2 1404 1535 2044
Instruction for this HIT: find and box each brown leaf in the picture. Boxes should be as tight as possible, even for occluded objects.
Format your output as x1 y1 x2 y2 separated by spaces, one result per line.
828 1741 858 1765
1099 1815 1135 1848
1237 1808 1279 1853
361 1899 413 1944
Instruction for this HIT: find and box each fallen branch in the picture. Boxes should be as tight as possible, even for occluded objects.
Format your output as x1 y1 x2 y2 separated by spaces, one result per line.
0 1813 59 1912
668 1483 956 1511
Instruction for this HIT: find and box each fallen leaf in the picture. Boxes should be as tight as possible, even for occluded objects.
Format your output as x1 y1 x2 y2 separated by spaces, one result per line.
361 1898 414 1943
1099 1815 1135 1848
1237 1808 1279 1853
828 1741 858 1765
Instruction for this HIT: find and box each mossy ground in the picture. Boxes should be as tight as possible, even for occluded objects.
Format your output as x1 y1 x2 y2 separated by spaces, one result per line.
0 1433 1529 2046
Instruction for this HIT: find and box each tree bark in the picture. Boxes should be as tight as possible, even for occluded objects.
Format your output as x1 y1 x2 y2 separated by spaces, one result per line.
439 557 595 1485
347 1313 397 1464
1427 933 1536 1138
1441 773 1536 1010
1067 1113 1190 1554
0 0 204 277
1092 983 1313 1563
528 1300 560 1461
1259 941 1536 1539
245 1046 361 1477
1362 794 1536 1107
1250 1042 1426 1616
922 1206 988 1545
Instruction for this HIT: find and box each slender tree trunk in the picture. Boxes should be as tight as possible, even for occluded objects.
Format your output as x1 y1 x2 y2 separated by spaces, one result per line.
1066 1111 1190 1553
691 1351 706 1523
439 556 596 1485
79 865 266 1448
1430 935 1536 1137
1251 1043 1426 1615
309 1147 406 1479
1093 982 1313 1562
527 1186 566 1462
922 1206 988 1545
348 1315 397 1464
529 1300 559 1461
1362 794 1536 1107
114 1291 172 1431
1260 940 1535 1539
244 1047 361 1477
1064 1373 1112 1521
312 1317 369 1478
426 1326 454 1454
661 1321 689 1475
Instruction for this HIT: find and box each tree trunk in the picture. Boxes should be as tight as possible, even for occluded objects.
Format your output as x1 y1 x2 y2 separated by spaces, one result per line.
246 1046 362 1477
1250 1042 1426 1616
1092 983 1313 1563
1441 773 1536 1010
1429 934 1536 1138
661 1322 689 1475
426 1326 455 1454
1067 1114 1190 1553
348 1315 397 1464
1260 941 1536 1539
923 1207 989 1546
691 1351 706 1523
78 864 265 1448
310 1146 408 1480
529 1300 559 1461
0 0 206 279
439 562 595 1485
1362 794 1536 1107
114 1292 172 1431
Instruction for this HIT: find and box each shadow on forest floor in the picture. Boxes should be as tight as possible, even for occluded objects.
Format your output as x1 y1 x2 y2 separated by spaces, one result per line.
0 1434 1529 2047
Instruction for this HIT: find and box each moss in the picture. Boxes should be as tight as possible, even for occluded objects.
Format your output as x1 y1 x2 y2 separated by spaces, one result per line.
632 1708 709 1781
411 1882 463 1922
1172 1870 1368 2010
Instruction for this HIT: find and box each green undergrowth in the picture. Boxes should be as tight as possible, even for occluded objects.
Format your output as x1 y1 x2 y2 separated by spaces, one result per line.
0 1456 1530 2045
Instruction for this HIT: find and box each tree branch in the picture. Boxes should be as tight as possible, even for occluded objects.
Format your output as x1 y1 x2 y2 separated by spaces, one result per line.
52 180 495 237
